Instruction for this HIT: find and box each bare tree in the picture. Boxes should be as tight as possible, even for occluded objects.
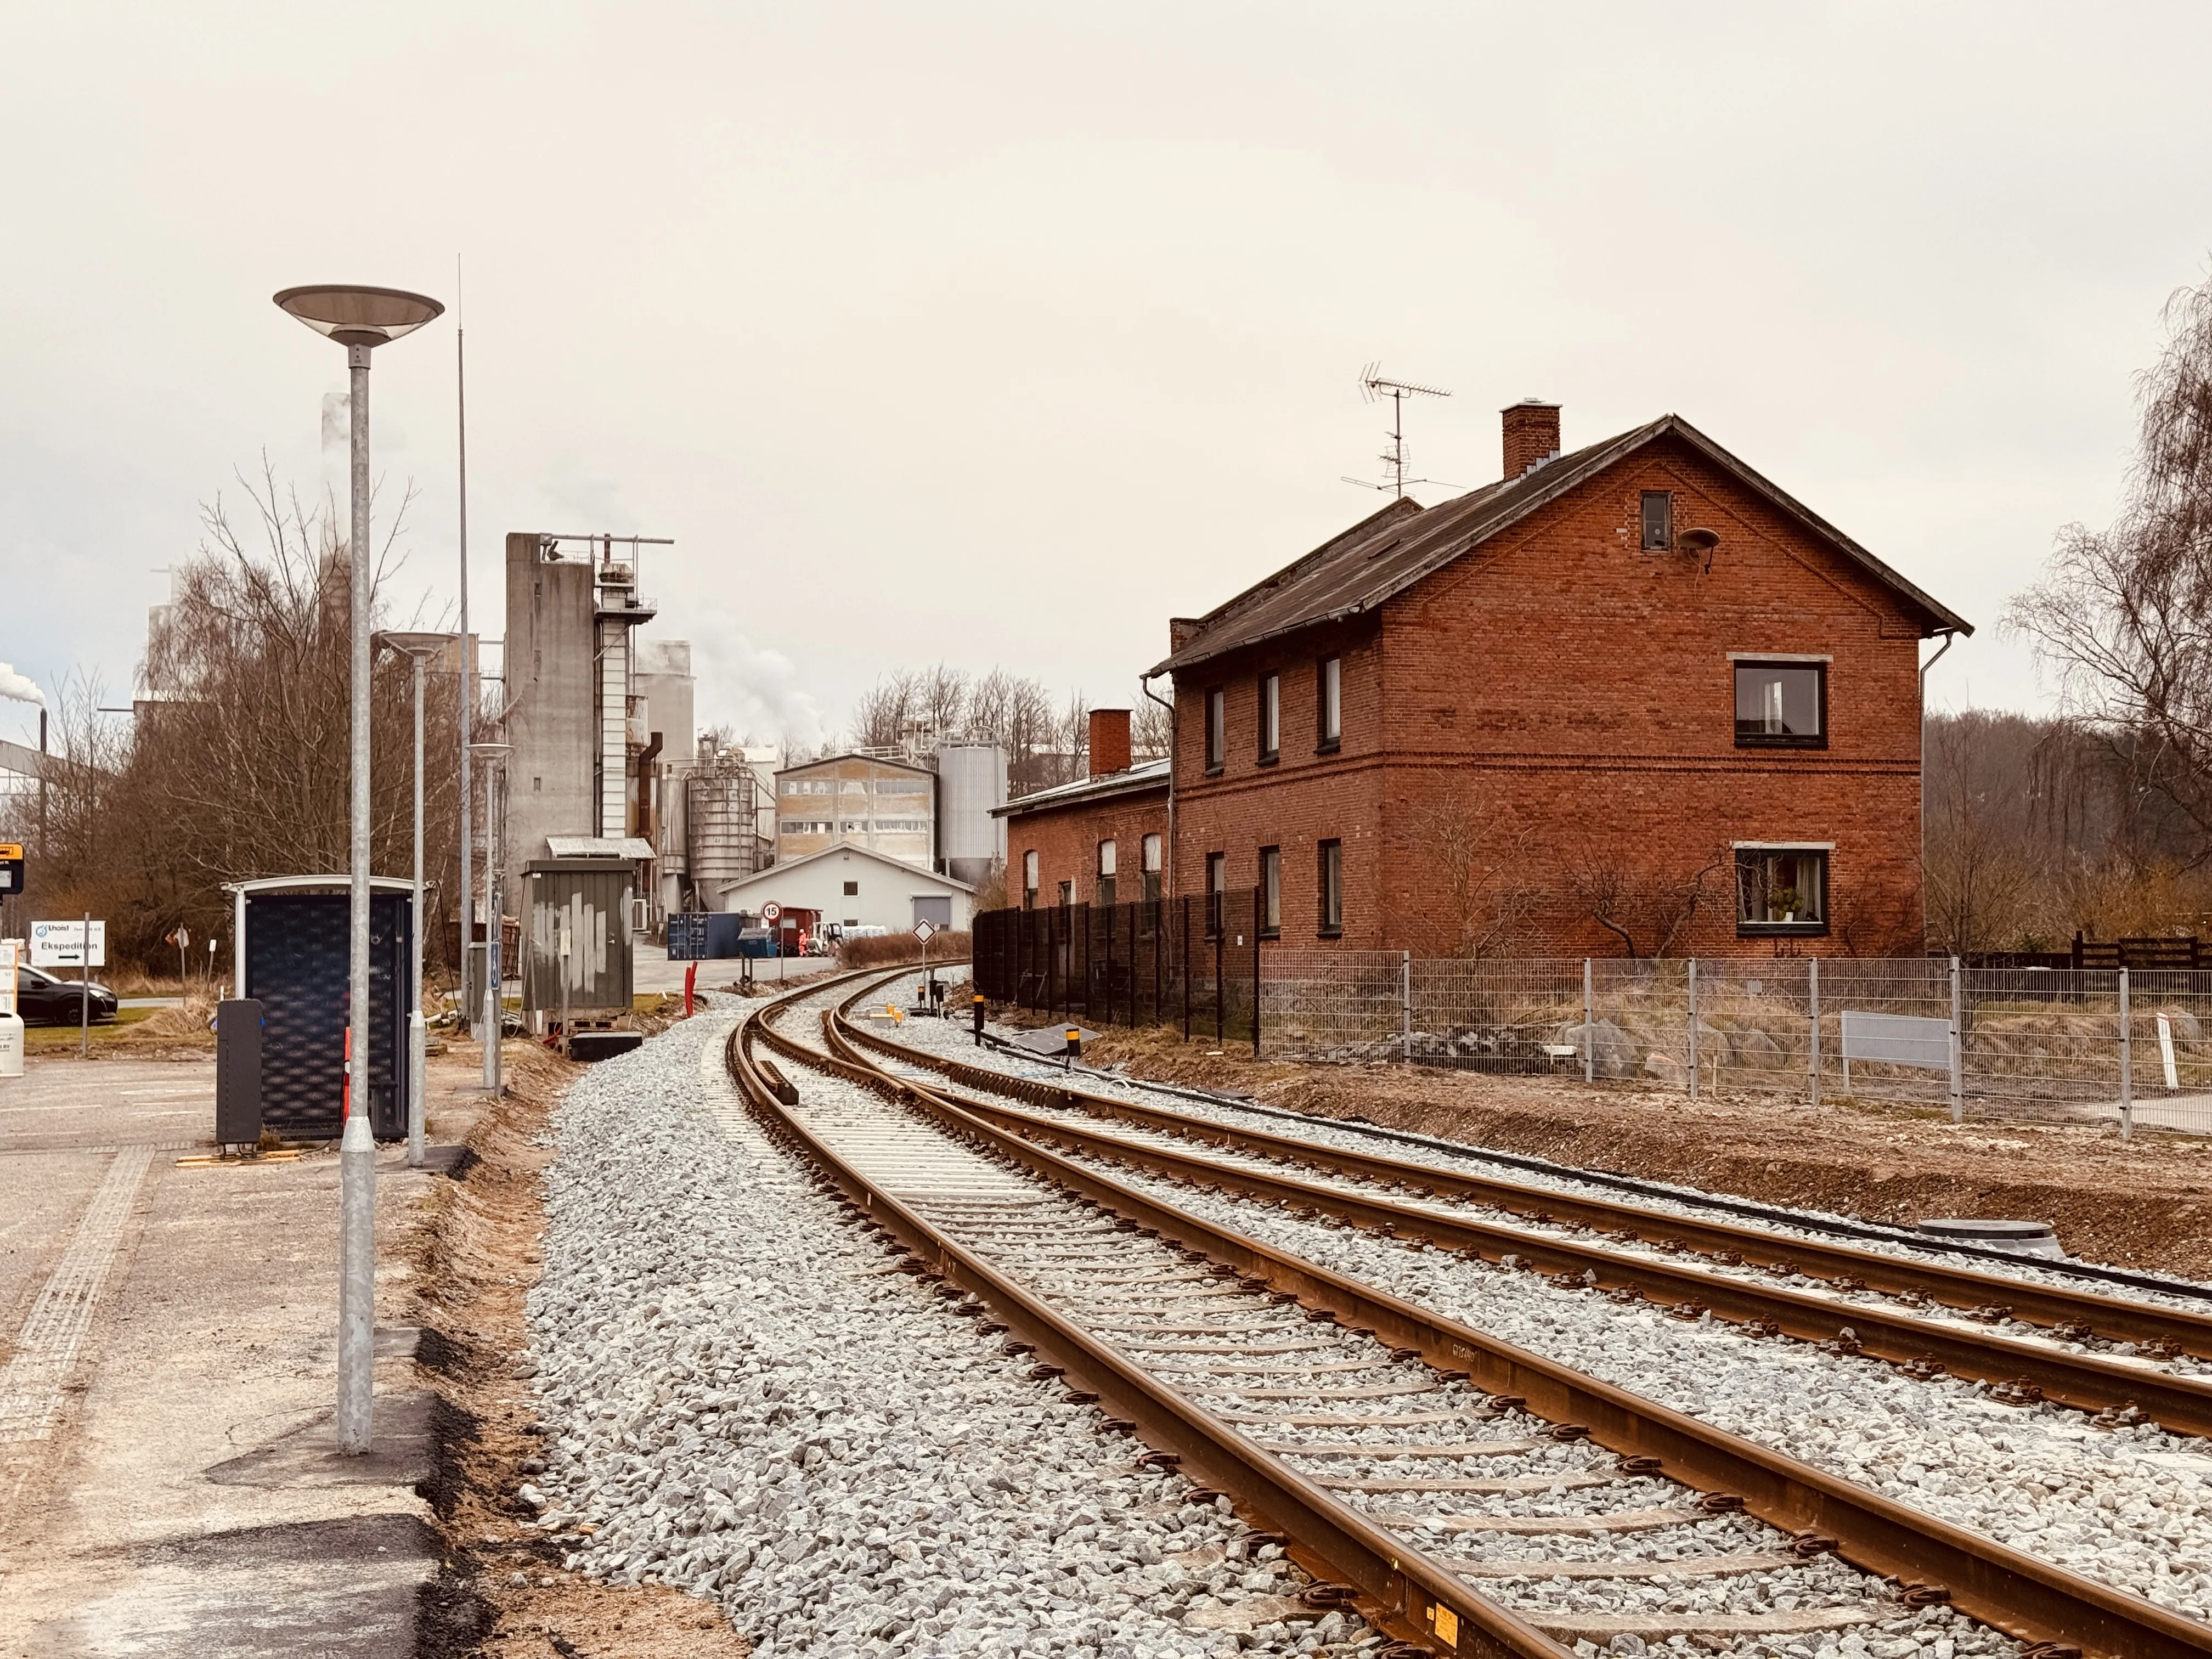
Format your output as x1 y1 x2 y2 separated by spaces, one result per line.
1923 711 2044 955
2010 272 2212 849
1131 690 1172 761
1568 842 1734 958
13 465 465 974
1408 790 1537 957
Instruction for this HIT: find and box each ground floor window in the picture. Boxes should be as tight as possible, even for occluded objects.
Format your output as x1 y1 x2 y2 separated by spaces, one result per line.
1206 851 1227 935
1318 839 1342 935
1259 845 1281 936
1735 845 1828 934
1142 832 1163 905
1057 879 1074 908
1022 849 1037 909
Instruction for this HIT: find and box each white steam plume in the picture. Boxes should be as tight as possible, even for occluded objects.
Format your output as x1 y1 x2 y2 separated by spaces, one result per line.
0 664 46 708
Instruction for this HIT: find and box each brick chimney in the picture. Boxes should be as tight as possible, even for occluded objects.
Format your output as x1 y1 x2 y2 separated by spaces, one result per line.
1088 707 1131 778
1502 398 1561 479
1168 617 1203 652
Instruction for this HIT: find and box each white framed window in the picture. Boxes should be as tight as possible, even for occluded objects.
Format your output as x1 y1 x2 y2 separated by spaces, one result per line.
1735 845 1830 934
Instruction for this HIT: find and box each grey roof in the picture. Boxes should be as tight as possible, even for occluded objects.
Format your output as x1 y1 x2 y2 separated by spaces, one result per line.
1149 415 1972 676
546 834 657 860
992 758 1171 820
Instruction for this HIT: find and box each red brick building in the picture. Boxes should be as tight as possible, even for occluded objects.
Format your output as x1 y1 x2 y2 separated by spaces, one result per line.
1002 402 1970 957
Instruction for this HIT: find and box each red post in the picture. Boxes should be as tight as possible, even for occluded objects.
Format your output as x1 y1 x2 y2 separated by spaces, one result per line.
684 960 697 1019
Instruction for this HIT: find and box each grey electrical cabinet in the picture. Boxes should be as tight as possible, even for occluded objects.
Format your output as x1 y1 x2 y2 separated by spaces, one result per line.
523 858 635 1017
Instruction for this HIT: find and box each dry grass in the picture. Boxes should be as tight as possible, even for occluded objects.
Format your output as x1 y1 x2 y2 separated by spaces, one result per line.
839 931 970 969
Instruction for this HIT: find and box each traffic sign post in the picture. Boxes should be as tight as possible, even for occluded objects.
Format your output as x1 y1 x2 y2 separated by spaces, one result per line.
915 917 938 1009
32 917 106 1061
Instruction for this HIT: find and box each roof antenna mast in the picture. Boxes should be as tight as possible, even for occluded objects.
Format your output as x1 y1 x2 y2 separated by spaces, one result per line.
1342 363 1452 499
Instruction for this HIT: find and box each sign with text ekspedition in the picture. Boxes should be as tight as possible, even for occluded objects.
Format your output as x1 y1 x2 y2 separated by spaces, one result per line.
31 919 105 969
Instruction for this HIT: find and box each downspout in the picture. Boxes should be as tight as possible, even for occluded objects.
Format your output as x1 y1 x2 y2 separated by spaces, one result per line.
1140 671 1176 901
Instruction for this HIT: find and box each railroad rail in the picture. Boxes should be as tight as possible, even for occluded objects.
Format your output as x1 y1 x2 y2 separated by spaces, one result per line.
725 967 2212 1659
833 999 2212 1433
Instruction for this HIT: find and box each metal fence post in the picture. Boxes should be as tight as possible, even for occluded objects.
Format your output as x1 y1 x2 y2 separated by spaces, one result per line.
1808 956 1821 1111
1949 955 1965 1124
1582 957 1594 1084
1402 950 1412 1065
1213 906 1224 1048
1686 958 1699 1098
2120 966 2134 1141
1181 898 1190 1042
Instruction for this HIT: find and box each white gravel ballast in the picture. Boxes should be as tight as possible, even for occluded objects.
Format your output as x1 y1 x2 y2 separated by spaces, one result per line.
524 1008 1347 1658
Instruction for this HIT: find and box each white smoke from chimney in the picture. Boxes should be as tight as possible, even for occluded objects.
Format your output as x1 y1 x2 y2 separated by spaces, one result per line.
0 664 46 708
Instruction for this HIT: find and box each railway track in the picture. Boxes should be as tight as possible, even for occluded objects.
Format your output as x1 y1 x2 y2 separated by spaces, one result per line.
731 967 2212 1659
830 1001 2212 1438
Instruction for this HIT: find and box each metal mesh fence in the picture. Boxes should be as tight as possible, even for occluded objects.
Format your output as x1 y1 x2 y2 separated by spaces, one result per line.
972 903 2212 1133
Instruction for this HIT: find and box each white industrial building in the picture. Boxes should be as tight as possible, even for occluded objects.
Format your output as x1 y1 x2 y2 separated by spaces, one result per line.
715 843 974 934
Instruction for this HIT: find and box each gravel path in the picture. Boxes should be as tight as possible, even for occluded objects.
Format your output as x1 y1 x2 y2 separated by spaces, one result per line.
525 997 1364 1657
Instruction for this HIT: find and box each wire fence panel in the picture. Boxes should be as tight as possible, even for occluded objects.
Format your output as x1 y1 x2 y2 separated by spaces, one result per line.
971 904 2212 1133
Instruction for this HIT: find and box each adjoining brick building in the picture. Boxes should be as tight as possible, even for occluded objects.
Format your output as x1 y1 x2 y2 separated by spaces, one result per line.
1001 401 1971 958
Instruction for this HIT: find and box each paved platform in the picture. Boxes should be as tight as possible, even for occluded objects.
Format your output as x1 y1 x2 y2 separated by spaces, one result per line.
0 1052 477 1657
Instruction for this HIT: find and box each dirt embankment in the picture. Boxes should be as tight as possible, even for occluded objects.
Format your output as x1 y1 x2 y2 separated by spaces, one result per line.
1068 1024 2212 1279
411 1036 749 1659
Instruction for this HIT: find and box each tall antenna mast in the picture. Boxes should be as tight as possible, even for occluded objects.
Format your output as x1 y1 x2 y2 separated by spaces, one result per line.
1342 362 1453 499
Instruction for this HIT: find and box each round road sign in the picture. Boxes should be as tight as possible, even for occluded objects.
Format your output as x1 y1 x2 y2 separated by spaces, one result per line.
761 902 782 922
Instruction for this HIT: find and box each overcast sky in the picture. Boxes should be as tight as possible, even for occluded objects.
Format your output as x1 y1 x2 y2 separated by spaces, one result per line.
4 2 2210 753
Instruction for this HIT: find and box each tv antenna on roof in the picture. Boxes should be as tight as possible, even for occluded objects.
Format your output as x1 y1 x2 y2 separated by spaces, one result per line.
1342 363 1454 499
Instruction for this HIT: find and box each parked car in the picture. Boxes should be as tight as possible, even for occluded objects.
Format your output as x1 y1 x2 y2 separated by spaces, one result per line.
14 966 119 1026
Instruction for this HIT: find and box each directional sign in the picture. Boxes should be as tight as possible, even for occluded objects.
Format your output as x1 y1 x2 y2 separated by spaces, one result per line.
31 919 105 968
761 902 782 922
912 919 938 941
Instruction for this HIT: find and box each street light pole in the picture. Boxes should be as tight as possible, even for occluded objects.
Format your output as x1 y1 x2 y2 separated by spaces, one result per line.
471 742 511 1099
275 285 443 1459
377 631 457 1170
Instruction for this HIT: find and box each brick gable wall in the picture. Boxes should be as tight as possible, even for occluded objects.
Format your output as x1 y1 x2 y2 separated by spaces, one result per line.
1167 432 1931 956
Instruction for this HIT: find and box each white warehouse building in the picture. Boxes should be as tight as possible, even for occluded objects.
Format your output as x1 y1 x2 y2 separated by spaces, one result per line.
715 843 974 934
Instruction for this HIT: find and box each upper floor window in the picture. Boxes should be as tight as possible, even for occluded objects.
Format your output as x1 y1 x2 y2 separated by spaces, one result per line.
1736 846 1828 934
1022 849 1038 909
1204 687 1226 772
1317 657 1341 752
1141 832 1163 905
1097 839 1117 907
1257 673 1280 763
1640 490 1672 550
1734 660 1826 747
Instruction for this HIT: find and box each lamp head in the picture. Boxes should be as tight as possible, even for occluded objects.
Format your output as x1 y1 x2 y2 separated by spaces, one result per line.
374 630 459 659
274 285 444 349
